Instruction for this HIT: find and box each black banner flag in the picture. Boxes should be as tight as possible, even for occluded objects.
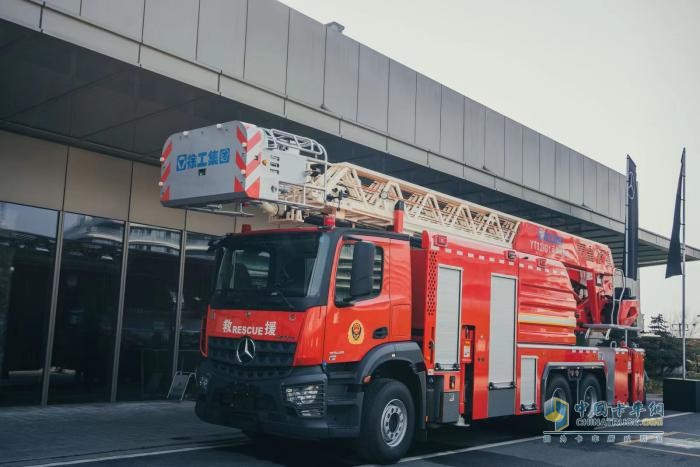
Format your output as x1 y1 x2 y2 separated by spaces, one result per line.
666 149 685 278
624 156 639 280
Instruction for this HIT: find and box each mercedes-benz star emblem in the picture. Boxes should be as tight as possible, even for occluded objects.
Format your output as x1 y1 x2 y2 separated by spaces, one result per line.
236 337 256 365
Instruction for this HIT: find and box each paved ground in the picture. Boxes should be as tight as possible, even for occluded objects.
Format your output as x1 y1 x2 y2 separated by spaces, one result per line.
0 402 241 466
0 400 698 467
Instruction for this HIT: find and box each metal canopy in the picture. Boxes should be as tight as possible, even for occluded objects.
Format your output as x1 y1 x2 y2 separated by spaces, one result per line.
0 19 696 267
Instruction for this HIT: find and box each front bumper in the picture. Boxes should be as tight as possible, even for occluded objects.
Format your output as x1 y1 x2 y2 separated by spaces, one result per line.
195 359 363 439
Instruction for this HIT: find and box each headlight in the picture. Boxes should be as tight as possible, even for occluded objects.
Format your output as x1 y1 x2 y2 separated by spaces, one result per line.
285 384 322 406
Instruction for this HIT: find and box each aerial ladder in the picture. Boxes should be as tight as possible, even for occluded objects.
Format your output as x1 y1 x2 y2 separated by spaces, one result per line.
160 121 519 247
159 120 639 330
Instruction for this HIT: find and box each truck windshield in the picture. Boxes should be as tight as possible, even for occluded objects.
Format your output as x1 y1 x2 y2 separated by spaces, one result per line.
210 232 328 311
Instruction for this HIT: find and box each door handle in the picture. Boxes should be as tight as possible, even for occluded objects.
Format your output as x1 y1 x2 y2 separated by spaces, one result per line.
373 327 388 339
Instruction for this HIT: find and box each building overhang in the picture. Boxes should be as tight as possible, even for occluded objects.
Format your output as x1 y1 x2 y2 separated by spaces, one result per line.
0 18 696 267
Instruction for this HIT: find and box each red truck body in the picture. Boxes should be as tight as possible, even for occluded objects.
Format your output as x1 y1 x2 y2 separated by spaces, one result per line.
194 220 644 462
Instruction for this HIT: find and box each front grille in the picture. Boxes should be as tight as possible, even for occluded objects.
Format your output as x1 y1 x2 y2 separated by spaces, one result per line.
219 381 278 413
208 336 296 380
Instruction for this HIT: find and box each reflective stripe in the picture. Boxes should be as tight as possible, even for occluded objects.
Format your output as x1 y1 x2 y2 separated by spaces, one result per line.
518 313 576 327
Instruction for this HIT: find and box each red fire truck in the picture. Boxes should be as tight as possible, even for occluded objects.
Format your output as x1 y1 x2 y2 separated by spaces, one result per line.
160 121 645 463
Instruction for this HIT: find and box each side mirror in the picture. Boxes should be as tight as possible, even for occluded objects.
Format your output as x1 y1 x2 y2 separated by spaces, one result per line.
348 241 376 299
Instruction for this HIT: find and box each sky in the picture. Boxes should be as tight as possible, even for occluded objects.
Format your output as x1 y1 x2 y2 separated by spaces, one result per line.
282 0 699 334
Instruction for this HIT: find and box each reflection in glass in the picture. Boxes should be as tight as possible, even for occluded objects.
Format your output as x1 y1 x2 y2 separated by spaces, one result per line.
117 224 181 400
334 244 384 302
178 232 217 373
0 202 57 406
211 232 325 311
48 214 124 404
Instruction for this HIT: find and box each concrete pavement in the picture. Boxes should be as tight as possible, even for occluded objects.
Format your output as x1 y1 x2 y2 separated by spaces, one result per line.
0 400 698 467
0 401 242 466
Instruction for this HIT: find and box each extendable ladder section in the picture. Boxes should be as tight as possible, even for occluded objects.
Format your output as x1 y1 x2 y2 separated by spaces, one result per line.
280 162 520 248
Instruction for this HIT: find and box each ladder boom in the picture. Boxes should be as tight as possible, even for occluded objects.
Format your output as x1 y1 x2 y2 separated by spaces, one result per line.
159 120 637 329
160 120 599 255
291 162 520 247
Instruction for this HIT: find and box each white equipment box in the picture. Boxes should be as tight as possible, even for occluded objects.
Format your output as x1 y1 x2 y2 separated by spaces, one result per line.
159 121 326 209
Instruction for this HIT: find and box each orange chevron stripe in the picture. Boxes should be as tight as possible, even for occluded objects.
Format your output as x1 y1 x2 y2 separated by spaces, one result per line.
162 141 172 161
235 151 245 171
246 178 260 199
246 153 261 174
160 163 171 184
161 186 170 201
236 127 246 145
234 177 244 193
247 131 262 150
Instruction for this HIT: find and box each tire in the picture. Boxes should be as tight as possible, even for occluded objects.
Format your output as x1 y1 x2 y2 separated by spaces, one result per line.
543 374 572 431
576 374 603 430
357 379 415 464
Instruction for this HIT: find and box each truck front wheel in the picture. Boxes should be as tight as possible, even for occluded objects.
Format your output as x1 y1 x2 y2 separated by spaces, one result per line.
357 379 415 464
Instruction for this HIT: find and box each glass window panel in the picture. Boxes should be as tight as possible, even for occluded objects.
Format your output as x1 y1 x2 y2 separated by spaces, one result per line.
0 202 58 406
334 244 384 303
117 224 181 401
48 213 124 404
177 232 217 374
211 233 323 311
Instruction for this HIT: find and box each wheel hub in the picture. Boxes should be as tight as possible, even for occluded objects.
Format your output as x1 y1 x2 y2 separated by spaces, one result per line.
380 399 407 447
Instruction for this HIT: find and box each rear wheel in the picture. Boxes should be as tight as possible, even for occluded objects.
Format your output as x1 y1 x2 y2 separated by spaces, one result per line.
543 374 572 431
357 379 415 464
576 374 603 429
581 375 602 413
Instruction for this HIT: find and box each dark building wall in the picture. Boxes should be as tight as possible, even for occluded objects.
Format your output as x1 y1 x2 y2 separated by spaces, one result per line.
0 130 280 406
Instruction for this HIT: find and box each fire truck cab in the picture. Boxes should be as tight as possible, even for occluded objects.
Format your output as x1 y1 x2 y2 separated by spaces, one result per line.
196 228 420 453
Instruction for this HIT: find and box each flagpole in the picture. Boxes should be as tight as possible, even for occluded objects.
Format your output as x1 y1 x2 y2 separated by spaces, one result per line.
624 156 630 326
681 148 686 380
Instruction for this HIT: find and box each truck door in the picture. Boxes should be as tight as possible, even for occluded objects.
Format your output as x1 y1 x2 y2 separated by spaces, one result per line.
323 236 391 364
434 265 462 371
487 274 517 417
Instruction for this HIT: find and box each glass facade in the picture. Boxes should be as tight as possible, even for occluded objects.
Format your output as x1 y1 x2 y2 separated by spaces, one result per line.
0 202 58 406
117 224 181 401
178 233 216 374
0 200 226 406
48 214 124 404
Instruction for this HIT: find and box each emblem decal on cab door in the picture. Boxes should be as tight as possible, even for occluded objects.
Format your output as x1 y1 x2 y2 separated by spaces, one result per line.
348 319 365 344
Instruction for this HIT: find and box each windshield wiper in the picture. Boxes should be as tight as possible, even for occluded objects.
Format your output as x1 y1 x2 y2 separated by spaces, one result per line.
271 284 296 310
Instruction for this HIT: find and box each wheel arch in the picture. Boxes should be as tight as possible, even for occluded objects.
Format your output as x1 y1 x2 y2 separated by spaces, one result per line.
542 362 607 406
579 368 607 402
355 342 427 430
